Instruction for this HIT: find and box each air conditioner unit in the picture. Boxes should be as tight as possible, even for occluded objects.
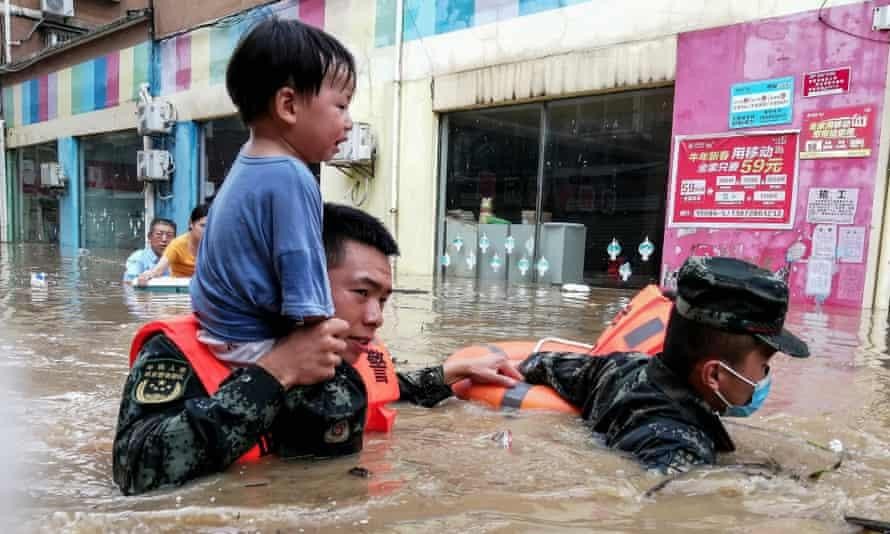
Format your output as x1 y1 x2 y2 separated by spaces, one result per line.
41 0 74 17
40 162 65 188
137 150 174 181
330 123 375 165
137 100 176 135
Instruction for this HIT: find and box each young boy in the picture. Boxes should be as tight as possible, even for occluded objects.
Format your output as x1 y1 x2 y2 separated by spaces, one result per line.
516 255 810 473
190 18 355 365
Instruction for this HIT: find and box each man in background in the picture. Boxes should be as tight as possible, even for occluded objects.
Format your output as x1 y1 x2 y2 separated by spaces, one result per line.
123 218 176 283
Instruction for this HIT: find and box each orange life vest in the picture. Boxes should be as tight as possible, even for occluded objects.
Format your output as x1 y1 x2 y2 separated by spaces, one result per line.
128 314 400 462
590 284 672 355
448 284 673 413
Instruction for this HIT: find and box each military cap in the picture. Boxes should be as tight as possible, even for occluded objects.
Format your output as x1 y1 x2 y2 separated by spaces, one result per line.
675 256 809 357
270 363 367 459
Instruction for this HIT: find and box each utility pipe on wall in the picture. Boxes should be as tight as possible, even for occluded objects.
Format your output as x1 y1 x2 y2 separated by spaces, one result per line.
138 84 155 225
388 0 403 242
3 0 11 64
0 3 41 20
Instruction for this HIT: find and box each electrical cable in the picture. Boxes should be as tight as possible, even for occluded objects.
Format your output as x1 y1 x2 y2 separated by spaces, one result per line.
818 0 890 44
157 0 293 42
350 176 369 207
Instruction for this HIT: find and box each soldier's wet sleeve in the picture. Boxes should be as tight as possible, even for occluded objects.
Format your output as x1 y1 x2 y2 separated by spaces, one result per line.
112 334 285 495
397 365 454 408
519 352 614 407
610 417 715 474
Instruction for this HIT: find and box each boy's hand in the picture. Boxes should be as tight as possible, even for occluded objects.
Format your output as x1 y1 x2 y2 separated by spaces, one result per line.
258 318 349 389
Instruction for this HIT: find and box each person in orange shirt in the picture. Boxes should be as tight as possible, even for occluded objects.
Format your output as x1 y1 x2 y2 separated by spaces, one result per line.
137 204 209 283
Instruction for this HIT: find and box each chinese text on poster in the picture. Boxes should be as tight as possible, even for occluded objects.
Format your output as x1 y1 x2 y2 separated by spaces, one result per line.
669 132 799 228
800 105 874 159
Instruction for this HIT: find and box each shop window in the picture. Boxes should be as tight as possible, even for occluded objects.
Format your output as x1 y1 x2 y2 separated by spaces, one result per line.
202 116 248 201
440 88 674 288
441 107 541 283
445 106 540 224
17 142 60 243
81 131 144 250
543 89 673 288
202 116 321 202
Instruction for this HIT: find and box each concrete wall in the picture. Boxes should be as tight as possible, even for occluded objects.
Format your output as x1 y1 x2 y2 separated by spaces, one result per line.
664 1 890 308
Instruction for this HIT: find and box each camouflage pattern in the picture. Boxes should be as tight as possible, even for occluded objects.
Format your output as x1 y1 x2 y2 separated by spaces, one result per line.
113 333 455 495
268 363 368 459
396 365 454 408
520 351 735 474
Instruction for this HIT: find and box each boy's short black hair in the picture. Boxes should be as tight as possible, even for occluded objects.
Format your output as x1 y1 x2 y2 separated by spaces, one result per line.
190 203 209 224
147 217 176 237
226 18 356 124
323 203 399 268
661 308 773 378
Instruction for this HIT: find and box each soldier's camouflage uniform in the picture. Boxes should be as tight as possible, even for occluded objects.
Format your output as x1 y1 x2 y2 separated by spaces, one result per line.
520 351 734 473
518 255 810 474
113 333 454 495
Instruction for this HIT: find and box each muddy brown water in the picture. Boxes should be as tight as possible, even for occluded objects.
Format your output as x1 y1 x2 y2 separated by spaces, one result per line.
1 244 889 533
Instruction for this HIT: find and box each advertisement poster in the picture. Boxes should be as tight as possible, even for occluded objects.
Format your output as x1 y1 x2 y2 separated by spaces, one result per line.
730 76 794 129
800 105 874 159
837 226 865 263
803 67 851 97
668 131 799 229
811 224 837 259
805 258 834 297
806 187 858 224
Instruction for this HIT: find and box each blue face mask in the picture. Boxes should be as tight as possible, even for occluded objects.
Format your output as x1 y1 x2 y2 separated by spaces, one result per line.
714 362 771 417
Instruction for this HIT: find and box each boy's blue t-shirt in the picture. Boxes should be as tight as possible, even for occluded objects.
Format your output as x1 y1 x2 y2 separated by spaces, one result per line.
191 153 334 342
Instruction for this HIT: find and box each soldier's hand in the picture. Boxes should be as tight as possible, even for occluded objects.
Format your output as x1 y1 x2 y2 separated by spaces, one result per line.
443 353 524 388
258 318 349 389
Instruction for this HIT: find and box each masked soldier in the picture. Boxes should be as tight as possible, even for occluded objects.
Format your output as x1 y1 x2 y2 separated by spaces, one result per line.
516 255 810 473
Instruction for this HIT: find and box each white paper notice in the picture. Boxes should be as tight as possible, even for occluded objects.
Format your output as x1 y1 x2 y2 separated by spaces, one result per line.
806 188 858 224
805 258 834 296
837 226 866 263
811 224 837 259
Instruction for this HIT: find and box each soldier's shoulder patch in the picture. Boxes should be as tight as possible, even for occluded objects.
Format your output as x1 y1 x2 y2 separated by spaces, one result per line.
133 358 192 404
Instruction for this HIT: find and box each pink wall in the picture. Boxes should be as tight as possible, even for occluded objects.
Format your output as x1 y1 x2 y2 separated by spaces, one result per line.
665 1 890 307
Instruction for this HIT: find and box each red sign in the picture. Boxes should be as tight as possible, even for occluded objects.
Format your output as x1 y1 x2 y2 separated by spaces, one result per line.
800 105 875 159
803 67 851 97
669 132 799 229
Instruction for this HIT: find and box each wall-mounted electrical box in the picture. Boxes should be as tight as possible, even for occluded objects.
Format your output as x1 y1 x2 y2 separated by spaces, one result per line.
137 150 174 181
41 0 74 17
40 162 65 188
874 6 890 31
137 100 176 135
330 123 375 166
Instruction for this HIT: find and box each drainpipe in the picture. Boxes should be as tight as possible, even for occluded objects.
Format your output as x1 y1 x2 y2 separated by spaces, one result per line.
138 84 155 224
388 0 403 242
0 119 6 241
3 0 11 64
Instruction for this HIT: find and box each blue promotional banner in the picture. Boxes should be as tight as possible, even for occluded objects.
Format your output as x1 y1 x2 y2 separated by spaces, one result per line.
729 76 794 129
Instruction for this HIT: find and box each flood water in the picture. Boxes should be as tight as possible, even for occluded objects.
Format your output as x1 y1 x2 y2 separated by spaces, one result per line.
2 243 890 533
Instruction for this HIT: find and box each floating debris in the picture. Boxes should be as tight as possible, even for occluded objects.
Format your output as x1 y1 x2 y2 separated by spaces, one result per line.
562 283 591 293
491 430 513 450
844 515 890 533
348 466 371 478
